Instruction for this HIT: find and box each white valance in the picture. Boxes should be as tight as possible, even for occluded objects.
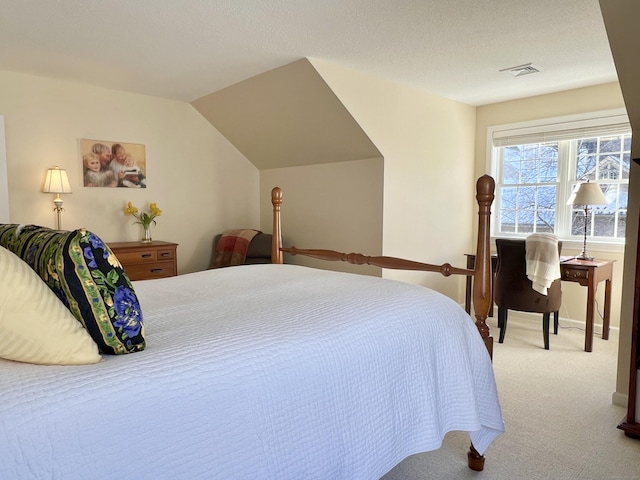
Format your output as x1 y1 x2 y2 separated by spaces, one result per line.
492 112 631 147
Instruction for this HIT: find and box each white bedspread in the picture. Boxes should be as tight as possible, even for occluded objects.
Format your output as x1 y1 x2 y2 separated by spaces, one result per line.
0 264 504 479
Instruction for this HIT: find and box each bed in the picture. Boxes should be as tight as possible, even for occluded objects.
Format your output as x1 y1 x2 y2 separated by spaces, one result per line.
0 175 503 479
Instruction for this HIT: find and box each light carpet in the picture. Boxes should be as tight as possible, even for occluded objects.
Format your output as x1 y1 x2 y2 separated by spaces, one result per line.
382 315 640 480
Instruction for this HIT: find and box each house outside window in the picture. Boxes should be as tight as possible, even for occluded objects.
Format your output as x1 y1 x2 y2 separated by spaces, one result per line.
487 109 630 245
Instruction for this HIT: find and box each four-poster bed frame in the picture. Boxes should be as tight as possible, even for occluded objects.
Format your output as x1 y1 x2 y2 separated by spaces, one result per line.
0 175 499 478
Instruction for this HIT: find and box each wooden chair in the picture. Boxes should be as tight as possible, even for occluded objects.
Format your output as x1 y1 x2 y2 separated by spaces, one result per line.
494 238 562 350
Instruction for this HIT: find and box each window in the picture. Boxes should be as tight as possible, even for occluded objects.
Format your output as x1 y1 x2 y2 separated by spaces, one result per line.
488 110 630 244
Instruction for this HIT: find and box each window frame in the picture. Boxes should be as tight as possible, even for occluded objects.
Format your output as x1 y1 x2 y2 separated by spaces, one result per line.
485 108 630 253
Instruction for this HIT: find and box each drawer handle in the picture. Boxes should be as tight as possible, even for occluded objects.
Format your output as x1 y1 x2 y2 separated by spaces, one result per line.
151 268 163 273
160 252 170 257
141 254 152 258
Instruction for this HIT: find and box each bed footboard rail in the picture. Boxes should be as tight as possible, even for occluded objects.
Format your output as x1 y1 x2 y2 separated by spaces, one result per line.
270 175 495 358
282 246 473 277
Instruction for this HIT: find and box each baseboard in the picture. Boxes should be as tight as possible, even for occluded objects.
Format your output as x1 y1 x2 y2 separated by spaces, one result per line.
556 316 617 336
463 304 620 337
612 391 629 408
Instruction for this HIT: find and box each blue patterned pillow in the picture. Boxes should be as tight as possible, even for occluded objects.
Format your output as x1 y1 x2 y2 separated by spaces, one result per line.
0 224 145 354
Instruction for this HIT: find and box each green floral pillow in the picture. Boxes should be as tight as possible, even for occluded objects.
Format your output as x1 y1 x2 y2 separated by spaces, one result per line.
0 224 19 251
0 224 145 354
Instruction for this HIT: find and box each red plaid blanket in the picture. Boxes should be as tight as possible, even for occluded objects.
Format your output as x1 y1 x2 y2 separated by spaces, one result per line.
211 229 261 268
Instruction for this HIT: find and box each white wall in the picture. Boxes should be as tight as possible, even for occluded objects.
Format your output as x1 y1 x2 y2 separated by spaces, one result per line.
310 59 478 301
0 70 260 273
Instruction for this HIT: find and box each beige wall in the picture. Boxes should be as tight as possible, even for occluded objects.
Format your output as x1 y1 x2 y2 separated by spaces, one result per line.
599 0 640 413
311 59 478 300
620 155 640 408
260 158 384 276
0 70 260 273
0 116 8 222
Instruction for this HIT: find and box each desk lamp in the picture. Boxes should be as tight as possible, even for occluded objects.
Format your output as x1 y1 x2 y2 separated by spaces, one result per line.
566 180 608 260
43 166 72 230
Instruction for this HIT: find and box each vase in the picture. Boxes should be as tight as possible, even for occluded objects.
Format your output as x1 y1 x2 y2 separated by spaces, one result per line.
141 225 152 244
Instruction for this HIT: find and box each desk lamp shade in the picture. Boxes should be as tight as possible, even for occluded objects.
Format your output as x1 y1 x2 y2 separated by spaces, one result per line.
43 166 71 230
567 181 608 260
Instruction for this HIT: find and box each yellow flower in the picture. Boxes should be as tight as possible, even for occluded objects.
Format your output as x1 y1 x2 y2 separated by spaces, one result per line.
124 202 139 216
149 203 162 217
123 202 161 228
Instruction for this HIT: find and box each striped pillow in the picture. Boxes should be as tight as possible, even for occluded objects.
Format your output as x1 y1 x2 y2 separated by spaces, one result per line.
0 246 101 365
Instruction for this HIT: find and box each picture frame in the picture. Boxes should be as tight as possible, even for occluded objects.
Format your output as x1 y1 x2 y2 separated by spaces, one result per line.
80 139 147 188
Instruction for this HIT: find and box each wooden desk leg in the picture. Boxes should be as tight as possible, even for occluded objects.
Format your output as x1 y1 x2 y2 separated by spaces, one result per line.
585 275 596 353
602 278 612 341
465 275 472 314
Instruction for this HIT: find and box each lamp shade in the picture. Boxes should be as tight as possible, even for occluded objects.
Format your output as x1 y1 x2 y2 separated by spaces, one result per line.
43 166 72 194
566 181 607 206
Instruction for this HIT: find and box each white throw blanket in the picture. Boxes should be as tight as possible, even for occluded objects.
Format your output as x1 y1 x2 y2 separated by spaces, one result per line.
526 233 561 295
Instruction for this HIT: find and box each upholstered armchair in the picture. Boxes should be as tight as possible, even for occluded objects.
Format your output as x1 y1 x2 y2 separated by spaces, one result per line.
212 232 273 266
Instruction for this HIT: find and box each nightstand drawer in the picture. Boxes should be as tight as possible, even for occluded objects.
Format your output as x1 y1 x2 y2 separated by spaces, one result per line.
124 261 177 280
156 248 175 261
563 268 588 280
115 249 159 265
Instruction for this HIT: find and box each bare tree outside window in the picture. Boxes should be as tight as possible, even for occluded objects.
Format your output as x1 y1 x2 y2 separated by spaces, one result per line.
496 132 630 240
498 142 558 234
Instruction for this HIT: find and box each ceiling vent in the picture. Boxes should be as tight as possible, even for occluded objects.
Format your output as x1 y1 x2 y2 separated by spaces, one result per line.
499 63 540 77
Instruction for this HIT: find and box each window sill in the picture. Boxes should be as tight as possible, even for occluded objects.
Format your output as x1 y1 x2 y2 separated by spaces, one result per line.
491 236 625 255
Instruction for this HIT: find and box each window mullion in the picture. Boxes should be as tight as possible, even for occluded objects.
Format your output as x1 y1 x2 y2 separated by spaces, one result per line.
556 140 573 238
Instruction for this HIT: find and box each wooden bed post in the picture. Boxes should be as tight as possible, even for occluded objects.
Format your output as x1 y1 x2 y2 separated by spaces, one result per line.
467 174 495 473
271 187 284 264
473 174 495 359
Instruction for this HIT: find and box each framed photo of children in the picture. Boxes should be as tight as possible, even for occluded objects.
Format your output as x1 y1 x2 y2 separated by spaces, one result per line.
80 139 147 188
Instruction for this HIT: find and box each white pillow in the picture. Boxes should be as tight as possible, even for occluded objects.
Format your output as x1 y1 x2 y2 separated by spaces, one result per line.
0 246 101 365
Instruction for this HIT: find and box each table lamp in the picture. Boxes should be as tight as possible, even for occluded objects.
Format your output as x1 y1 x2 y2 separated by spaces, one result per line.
566 180 608 260
43 166 72 230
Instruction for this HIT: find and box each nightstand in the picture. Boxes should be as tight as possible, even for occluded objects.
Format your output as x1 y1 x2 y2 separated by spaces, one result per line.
108 240 178 280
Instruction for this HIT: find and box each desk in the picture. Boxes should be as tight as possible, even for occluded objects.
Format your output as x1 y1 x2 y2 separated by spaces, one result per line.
464 254 615 352
560 258 615 352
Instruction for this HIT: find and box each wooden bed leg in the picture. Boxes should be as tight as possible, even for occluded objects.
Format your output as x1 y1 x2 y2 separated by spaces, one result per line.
467 443 485 471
